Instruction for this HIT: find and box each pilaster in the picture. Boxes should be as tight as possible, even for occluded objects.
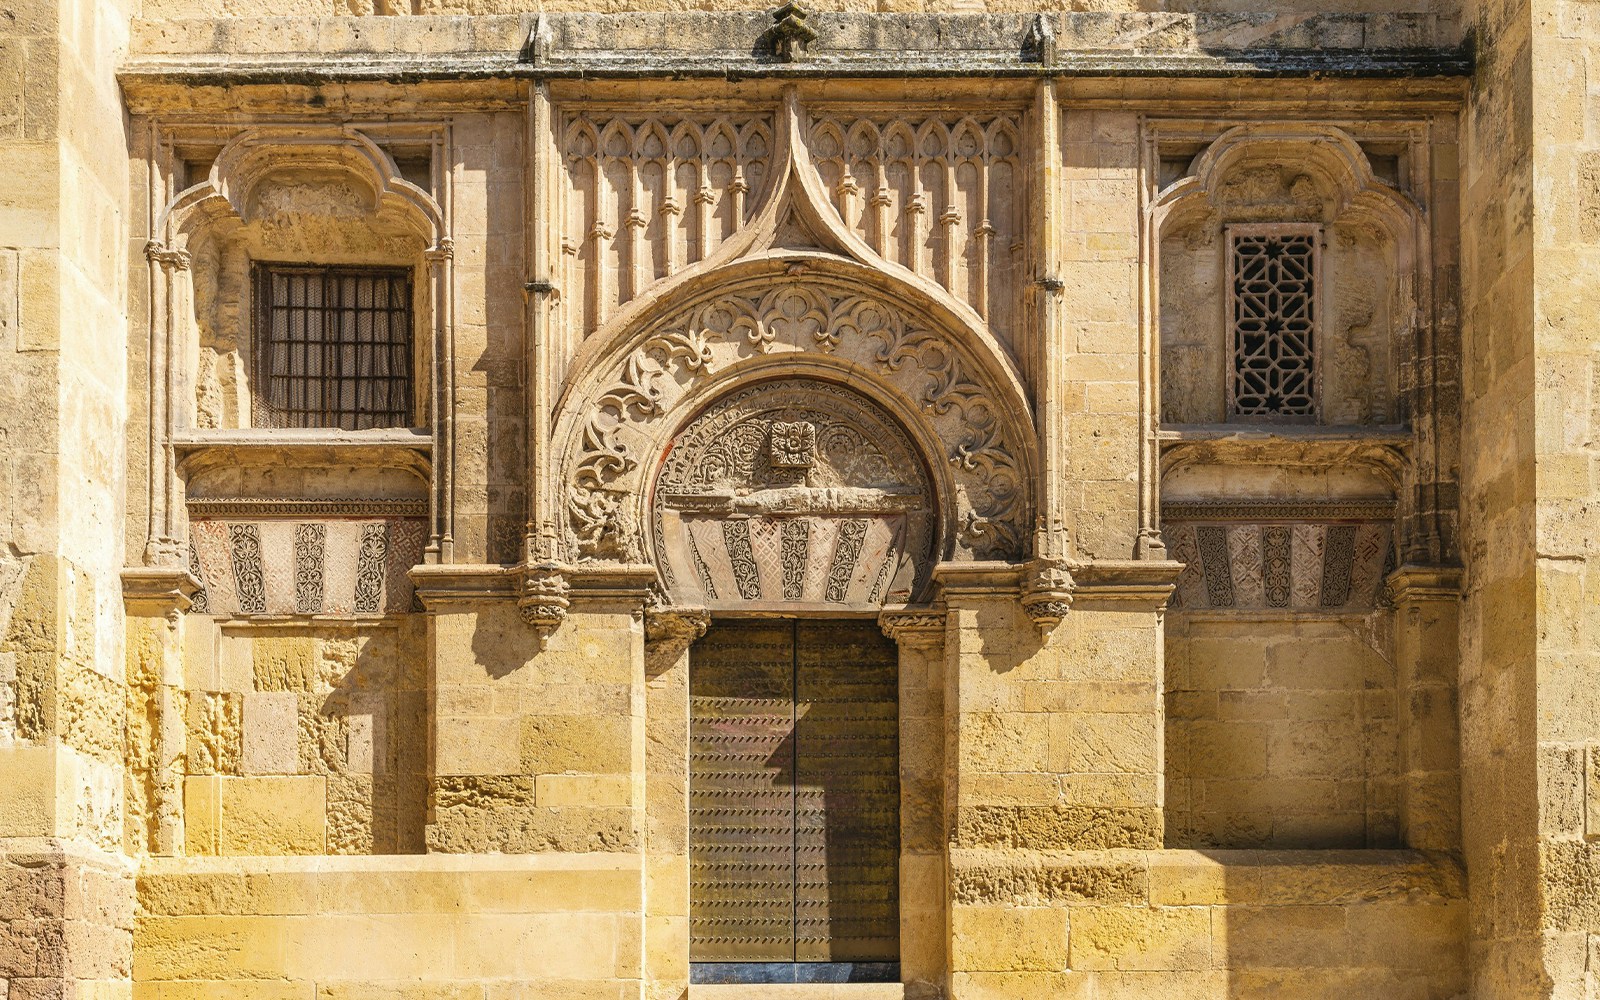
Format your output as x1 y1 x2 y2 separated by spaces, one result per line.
1386 564 1463 851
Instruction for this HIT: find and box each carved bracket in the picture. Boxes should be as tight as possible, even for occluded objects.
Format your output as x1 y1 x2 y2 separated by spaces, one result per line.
879 607 946 649
1020 557 1075 632
517 562 571 648
644 606 712 652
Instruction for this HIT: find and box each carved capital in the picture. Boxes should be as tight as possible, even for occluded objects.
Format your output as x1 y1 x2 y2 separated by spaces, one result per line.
1381 563 1462 607
143 241 191 271
424 237 455 262
122 567 200 624
878 607 946 649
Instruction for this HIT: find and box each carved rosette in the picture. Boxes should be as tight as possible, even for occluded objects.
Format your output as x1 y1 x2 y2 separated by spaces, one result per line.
563 281 1029 569
517 563 571 647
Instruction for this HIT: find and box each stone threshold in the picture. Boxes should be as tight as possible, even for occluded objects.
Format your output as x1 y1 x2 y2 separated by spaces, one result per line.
691 987 904 1000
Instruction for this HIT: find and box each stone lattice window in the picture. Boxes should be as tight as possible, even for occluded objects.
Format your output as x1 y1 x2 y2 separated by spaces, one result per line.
1228 226 1320 419
252 264 414 430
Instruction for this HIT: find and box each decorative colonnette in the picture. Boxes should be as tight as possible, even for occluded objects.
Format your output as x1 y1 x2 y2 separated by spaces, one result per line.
1162 501 1396 612
188 514 428 616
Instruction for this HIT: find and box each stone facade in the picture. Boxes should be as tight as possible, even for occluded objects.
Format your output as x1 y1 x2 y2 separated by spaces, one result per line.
0 2 1594 998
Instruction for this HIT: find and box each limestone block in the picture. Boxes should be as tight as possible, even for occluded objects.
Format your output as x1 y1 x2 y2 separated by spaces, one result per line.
1216 905 1349 968
521 715 633 775
0 744 55 836
241 691 299 775
185 776 327 856
950 905 1068 972
535 773 632 808
1069 905 1212 972
434 716 520 776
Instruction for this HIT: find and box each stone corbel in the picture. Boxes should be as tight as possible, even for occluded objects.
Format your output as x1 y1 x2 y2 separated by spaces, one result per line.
644 606 711 656
517 561 571 649
878 606 946 650
121 567 201 624
1020 557 1075 633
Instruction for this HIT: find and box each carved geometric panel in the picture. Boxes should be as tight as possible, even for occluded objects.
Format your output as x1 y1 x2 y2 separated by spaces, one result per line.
1162 508 1393 611
189 518 426 616
654 379 933 610
1228 225 1320 419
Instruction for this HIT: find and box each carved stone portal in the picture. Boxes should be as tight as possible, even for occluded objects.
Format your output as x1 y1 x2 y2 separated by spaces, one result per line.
652 379 934 609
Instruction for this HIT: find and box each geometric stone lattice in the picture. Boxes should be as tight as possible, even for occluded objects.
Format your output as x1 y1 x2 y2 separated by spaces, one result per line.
1230 226 1319 418
188 518 427 615
653 378 934 609
1163 518 1394 611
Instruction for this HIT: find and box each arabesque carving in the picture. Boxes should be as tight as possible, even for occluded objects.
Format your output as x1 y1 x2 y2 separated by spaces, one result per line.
563 280 1027 567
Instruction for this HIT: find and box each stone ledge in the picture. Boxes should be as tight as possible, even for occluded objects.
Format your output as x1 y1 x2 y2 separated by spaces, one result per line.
120 12 1472 85
950 847 1466 906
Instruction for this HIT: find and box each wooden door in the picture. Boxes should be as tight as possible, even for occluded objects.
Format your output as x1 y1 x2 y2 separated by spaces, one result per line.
689 620 900 970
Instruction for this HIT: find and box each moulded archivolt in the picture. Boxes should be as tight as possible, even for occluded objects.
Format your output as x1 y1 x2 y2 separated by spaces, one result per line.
559 276 1030 568
558 112 775 338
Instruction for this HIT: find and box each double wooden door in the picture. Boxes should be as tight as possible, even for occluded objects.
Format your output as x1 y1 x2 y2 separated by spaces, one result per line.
689 620 900 968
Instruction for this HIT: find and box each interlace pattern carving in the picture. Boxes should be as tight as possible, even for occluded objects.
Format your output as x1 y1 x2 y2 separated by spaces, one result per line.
1163 519 1392 611
1230 228 1319 418
227 524 266 614
568 283 1025 563
352 524 389 614
560 113 774 333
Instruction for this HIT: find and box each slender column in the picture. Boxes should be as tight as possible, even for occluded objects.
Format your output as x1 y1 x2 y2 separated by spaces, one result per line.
425 237 456 563
1023 79 1074 625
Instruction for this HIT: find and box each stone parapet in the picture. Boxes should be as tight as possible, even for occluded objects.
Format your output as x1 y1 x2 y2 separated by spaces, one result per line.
120 12 1471 87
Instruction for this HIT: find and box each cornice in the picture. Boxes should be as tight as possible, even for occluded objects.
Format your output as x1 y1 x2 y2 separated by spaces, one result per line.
188 497 429 519
119 12 1472 93
1162 498 1396 522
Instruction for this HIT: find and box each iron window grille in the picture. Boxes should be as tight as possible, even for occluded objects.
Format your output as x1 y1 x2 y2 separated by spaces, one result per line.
1226 224 1322 421
252 264 415 430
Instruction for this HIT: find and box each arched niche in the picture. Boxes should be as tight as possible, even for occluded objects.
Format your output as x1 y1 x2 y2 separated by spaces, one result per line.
549 258 1038 573
153 127 445 430
1152 126 1424 427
